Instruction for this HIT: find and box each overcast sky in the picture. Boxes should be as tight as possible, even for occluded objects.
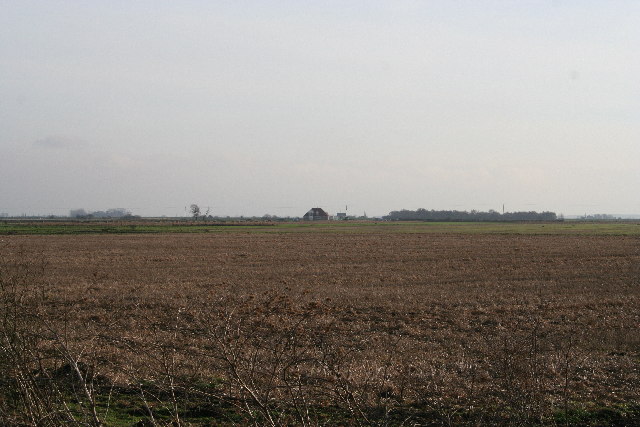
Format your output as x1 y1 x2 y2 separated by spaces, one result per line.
1 1 639 217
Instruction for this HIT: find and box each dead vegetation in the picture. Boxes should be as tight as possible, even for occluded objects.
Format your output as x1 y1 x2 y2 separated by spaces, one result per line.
1 232 639 425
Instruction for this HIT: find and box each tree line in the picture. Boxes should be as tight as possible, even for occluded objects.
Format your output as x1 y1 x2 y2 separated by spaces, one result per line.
69 208 137 219
384 208 557 221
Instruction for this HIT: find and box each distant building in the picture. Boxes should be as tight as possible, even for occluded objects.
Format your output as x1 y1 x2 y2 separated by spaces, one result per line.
303 208 329 221
335 212 347 220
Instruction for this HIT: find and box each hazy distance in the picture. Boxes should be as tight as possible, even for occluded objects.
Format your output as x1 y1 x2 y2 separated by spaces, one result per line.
1 1 639 218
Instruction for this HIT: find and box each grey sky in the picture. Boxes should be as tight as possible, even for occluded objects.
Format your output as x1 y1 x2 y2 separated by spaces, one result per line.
1 1 638 217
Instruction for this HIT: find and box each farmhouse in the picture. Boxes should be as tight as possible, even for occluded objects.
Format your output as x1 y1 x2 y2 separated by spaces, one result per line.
303 207 329 221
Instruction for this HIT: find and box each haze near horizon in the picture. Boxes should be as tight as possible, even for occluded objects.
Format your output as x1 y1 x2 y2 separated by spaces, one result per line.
1 1 639 218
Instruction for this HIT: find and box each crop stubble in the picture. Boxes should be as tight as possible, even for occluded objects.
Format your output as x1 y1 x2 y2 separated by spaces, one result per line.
3 231 639 421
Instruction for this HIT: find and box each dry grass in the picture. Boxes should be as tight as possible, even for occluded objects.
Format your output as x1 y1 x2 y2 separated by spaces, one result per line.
1 232 639 425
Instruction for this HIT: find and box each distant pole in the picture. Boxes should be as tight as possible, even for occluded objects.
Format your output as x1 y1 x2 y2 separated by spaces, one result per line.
502 204 504 215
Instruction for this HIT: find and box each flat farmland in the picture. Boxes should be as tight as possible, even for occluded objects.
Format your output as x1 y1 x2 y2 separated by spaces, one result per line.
1 227 639 425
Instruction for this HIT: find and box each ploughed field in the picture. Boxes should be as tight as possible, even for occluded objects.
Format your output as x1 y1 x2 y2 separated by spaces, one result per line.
2 230 639 425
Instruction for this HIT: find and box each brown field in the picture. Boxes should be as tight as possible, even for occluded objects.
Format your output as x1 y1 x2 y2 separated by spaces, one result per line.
1 231 639 425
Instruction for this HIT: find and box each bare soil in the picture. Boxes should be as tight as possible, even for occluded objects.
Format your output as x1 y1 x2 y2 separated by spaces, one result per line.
2 232 639 424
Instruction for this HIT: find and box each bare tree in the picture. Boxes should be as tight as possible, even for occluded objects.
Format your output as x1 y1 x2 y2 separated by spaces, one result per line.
190 204 200 220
